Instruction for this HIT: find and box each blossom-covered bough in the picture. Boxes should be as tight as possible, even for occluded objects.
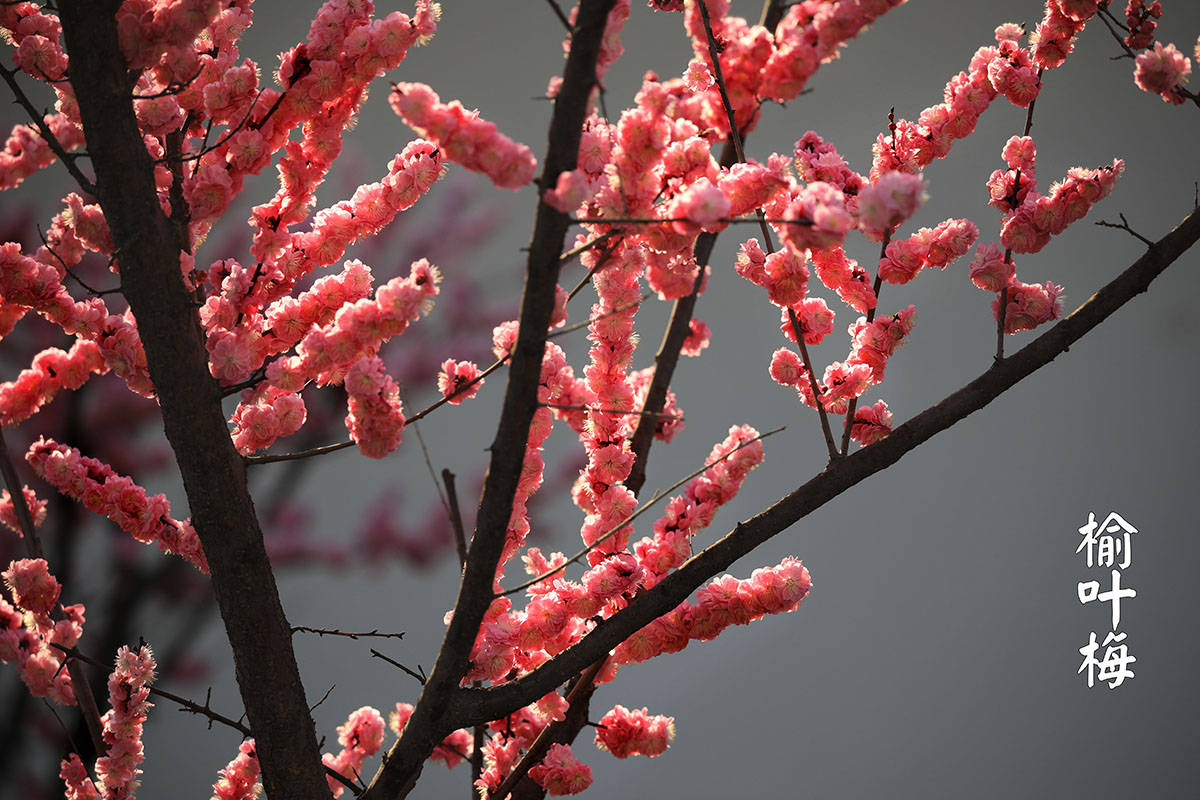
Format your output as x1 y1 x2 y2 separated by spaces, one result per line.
0 0 1197 798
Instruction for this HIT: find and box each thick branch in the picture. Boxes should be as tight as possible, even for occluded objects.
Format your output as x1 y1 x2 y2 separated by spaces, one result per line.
56 4 328 798
359 4 616 798
448 206 1200 725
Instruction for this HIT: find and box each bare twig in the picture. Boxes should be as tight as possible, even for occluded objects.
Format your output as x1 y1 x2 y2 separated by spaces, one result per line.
1096 213 1154 247
443 469 469 567
369 649 427 686
542 0 573 32
291 626 406 640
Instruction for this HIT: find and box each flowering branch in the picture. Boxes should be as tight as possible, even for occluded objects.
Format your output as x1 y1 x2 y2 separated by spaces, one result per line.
0 429 106 754
0 63 96 194
360 4 617 797
449 204 1200 726
498 425 781 598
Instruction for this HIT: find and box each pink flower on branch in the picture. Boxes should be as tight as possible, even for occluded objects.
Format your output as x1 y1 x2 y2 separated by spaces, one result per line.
389 81 538 190
25 438 207 572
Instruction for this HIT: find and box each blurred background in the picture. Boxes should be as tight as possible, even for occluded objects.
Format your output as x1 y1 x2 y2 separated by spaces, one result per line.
2 1 1198 798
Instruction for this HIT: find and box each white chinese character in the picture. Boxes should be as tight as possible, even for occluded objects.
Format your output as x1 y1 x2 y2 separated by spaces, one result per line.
1077 511 1137 569
1078 631 1137 688
1077 569 1137 629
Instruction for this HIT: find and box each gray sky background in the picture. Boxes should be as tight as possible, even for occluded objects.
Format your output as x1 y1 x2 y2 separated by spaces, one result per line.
4 1 1200 798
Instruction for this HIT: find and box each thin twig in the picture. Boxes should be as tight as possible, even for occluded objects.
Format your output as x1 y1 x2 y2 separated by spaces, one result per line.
559 230 620 266
540 402 681 420
497 426 783 597
443 469 469 567
1096 213 1154 247
310 684 336 714
369 649 427 686
542 0 573 32
291 626 406 640
36 226 121 296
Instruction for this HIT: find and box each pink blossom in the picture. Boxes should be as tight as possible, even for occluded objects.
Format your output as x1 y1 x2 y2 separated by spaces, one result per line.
323 706 385 797
994 279 1064 333
761 248 809 307
344 356 406 458
26 439 207 572
544 169 595 213
211 740 261 800
3 558 60 616
92 644 156 800
0 486 47 535
775 182 853 253
1002 135 1037 172
850 400 894 445
968 242 1015 292
857 171 927 239
437 359 484 404
669 176 731 231
1133 42 1192 104
390 82 537 189
595 705 676 758
528 743 592 795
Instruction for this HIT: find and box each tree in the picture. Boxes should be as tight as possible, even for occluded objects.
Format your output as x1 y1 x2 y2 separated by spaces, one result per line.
1 0 1197 798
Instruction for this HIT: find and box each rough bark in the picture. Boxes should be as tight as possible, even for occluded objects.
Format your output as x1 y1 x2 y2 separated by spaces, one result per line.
57 4 329 797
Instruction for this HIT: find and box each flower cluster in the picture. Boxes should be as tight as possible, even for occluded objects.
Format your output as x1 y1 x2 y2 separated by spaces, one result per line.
60 645 157 800
1133 41 1192 104
972 134 1121 334
1 558 83 705
344 355 406 459
323 707 386 798
594 705 675 758
849 399 894 446
877 218 979 285
0 485 46 535
25 438 207 572
633 425 765 589
612 556 812 668
528 743 593 796
390 81 538 190
437 358 484 404
211 740 262 800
